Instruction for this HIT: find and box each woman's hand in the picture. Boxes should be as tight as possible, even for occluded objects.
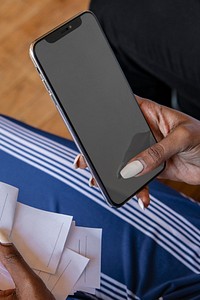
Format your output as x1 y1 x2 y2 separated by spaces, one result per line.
0 239 55 300
74 96 200 208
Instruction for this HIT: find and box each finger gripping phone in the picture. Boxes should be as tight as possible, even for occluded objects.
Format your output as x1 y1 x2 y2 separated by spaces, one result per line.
30 11 164 207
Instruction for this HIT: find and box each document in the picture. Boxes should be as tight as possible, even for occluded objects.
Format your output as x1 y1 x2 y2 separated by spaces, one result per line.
38 248 89 300
0 262 15 290
0 182 102 299
0 182 18 238
11 202 73 274
66 226 102 289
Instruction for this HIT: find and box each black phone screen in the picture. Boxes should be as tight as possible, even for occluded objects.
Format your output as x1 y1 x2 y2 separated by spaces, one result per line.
33 12 164 206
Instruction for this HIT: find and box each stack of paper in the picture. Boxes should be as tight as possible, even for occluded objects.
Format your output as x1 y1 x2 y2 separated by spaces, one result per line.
0 182 102 299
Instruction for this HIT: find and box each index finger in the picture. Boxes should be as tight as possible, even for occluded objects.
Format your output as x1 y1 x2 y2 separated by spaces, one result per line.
73 154 88 169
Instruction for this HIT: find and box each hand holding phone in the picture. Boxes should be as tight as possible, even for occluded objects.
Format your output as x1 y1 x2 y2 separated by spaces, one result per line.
30 11 164 207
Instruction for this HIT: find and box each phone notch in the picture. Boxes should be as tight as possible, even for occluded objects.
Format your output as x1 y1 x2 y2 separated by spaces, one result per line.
45 17 82 43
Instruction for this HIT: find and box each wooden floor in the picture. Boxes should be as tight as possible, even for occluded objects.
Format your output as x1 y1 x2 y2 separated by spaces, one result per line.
1 0 200 201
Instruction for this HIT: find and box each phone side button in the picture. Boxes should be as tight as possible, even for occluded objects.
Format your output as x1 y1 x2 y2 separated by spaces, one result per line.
42 79 51 93
49 93 58 106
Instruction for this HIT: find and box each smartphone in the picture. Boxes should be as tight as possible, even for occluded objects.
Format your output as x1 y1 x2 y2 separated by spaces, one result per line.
30 11 164 207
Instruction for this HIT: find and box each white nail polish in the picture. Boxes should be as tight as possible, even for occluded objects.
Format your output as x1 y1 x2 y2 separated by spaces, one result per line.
89 177 94 187
0 232 10 244
138 198 145 210
120 160 144 179
73 154 81 169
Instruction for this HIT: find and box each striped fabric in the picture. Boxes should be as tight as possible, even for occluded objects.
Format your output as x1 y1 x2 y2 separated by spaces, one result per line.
0 115 200 300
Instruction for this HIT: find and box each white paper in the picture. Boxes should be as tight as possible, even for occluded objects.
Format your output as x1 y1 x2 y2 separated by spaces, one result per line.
36 270 51 283
66 226 102 289
11 203 73 274
0 182 18 238
0 262 15 290
39 248 89 300
0 182 18 289
0 182 102 296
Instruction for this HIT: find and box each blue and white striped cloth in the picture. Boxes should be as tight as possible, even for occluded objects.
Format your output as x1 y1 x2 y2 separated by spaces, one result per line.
0 115 200 300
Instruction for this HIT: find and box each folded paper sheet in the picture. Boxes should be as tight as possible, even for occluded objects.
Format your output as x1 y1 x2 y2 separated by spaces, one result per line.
37 248 89 300
0 182 73 274
0 182 18 238
66 226 102 290
0 262 15 290
0 182 102 299
11 203 73 273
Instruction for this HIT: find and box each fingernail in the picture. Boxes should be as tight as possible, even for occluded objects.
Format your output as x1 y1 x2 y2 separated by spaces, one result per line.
89 177 94 187
0 232 11 244
120 160 144 179
73 154 81 169
138 198 145 210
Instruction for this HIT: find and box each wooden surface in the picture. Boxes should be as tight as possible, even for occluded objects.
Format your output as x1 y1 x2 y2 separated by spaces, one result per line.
0 0 89 138
0 0 199 201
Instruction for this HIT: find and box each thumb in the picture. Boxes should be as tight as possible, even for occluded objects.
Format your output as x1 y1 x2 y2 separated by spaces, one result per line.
0 232 37 291
120 126 185 179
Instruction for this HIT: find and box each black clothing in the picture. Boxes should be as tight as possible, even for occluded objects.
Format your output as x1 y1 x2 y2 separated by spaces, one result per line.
90 0 200 120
